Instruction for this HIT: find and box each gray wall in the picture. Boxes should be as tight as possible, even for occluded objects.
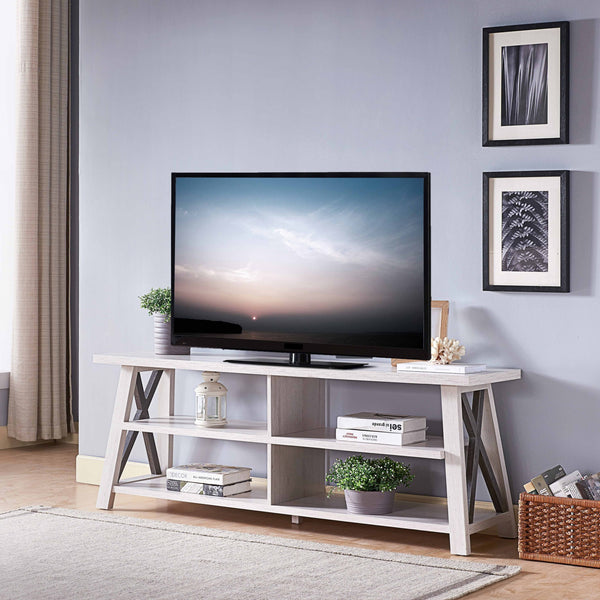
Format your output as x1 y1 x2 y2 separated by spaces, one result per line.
79 0 600 502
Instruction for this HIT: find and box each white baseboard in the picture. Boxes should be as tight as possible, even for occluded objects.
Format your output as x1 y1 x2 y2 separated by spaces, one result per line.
76 454 151 485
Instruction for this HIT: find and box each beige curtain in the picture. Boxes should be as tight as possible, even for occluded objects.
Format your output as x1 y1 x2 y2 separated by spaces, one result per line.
8 0 71 442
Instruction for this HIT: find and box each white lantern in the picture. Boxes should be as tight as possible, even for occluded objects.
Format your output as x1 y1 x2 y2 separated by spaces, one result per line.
195 372 227 427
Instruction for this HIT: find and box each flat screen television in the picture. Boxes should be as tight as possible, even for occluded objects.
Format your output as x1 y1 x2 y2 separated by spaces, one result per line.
171 172 430 369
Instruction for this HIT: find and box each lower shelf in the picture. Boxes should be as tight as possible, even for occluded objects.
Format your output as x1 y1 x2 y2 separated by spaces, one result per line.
112 475 507 535
275 493 506 534
114 476 269 511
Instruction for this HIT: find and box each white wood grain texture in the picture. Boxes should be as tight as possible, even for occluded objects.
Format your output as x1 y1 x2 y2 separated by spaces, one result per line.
269 376 326 436
96 366 138 509
272 429 446 459
94 354 519 555
481 384 518 538
266 442 273 504
93 353 521 387
113 476 506 533
123 417 268 442
154 368 175 472
468 510 515 535
270 445 325 505
276 493 498 533
441 385 470 556
115 476 268 509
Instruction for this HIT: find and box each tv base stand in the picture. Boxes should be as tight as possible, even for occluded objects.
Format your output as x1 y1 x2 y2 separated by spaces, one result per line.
94 353 521 556
225 352 366 369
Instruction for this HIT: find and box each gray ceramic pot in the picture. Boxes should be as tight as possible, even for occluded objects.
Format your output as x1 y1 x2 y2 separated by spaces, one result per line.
153 314 189 355
344 489 396 515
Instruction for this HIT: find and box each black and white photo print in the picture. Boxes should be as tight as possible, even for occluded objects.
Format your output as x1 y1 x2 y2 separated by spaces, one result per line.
501 44 548 126
483 171 569 292
483 22 569 145
501 190 549 272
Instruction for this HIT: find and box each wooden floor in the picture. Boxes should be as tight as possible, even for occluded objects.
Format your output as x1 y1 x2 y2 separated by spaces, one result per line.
1 443 598 598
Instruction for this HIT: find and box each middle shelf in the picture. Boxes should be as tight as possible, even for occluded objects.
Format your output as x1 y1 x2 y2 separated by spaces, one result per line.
123 417 269 443
272 429 445 459
122 416 446 459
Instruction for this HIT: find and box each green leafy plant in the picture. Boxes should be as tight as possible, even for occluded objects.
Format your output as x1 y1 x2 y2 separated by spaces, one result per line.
139 287 172 321
326 455 413 495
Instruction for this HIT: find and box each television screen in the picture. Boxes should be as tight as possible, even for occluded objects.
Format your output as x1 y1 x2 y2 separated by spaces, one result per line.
171 173 430 367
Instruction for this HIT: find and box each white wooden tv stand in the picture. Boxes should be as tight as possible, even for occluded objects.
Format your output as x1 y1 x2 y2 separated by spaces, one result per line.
94 353 521 556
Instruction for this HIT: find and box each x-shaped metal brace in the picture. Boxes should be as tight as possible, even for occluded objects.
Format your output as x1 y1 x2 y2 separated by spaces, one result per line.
461 390 508 523
118 370 163 479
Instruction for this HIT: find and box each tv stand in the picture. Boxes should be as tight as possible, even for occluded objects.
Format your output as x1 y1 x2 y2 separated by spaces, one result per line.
93 353 521 556
225 351 367 370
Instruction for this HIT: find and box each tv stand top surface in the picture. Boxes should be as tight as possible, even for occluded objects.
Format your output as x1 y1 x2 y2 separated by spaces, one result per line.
93 353 521 386
225 355 367 370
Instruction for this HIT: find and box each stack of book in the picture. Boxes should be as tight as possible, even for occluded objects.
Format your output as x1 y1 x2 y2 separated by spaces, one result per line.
166 463 252 497
523 465 600 500
335 412 427 446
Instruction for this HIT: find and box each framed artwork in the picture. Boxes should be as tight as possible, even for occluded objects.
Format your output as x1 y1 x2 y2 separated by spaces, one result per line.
482 21 569 146
483 171 569 292
391 300 449 366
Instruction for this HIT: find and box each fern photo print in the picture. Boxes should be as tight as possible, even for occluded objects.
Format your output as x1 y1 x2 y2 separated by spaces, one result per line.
482 170 569 292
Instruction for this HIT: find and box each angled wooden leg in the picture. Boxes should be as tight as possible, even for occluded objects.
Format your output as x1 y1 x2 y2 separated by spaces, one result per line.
138 371 164 474
118 370 164 478
481 384 517 538
441 385 470 556
462 391 483 524
462 391 507 523
96 366 138 510
155 368 175 472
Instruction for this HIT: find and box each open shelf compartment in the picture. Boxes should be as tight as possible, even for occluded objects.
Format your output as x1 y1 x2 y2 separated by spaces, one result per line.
272 428 445 459
275 492 505 534
114 475 270 511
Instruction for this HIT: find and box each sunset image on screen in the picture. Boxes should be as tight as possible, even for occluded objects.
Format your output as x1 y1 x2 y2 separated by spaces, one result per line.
173 176 425 345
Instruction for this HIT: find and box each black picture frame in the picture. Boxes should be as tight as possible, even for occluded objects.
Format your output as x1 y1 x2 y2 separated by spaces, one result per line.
483 21 569 146
483 170 569 292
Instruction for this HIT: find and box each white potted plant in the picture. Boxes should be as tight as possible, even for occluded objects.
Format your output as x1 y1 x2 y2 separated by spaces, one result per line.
139 287 189 355
326 455 414 515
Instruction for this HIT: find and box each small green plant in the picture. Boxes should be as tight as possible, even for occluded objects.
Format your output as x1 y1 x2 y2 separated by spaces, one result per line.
139 287 172 321
326 455 413 495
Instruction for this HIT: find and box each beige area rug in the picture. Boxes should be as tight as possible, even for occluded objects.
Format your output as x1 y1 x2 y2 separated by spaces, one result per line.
0 506 519 600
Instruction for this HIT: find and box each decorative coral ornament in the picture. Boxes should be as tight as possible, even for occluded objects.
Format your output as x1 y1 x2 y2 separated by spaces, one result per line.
430 336 466 364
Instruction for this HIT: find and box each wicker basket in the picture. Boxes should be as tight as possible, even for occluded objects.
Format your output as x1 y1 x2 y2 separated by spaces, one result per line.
519 492 600 568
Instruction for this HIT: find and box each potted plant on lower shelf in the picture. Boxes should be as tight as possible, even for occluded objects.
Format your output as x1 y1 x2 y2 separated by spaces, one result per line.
326 455 414 515
139 287 189 355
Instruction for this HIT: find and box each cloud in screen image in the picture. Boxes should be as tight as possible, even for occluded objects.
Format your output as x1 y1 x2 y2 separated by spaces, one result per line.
174 176 425 337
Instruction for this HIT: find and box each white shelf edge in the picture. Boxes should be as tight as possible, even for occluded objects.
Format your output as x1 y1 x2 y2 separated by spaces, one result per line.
114 476 270 511
272 430 446 459
93 353 521 386
121 417 269 443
